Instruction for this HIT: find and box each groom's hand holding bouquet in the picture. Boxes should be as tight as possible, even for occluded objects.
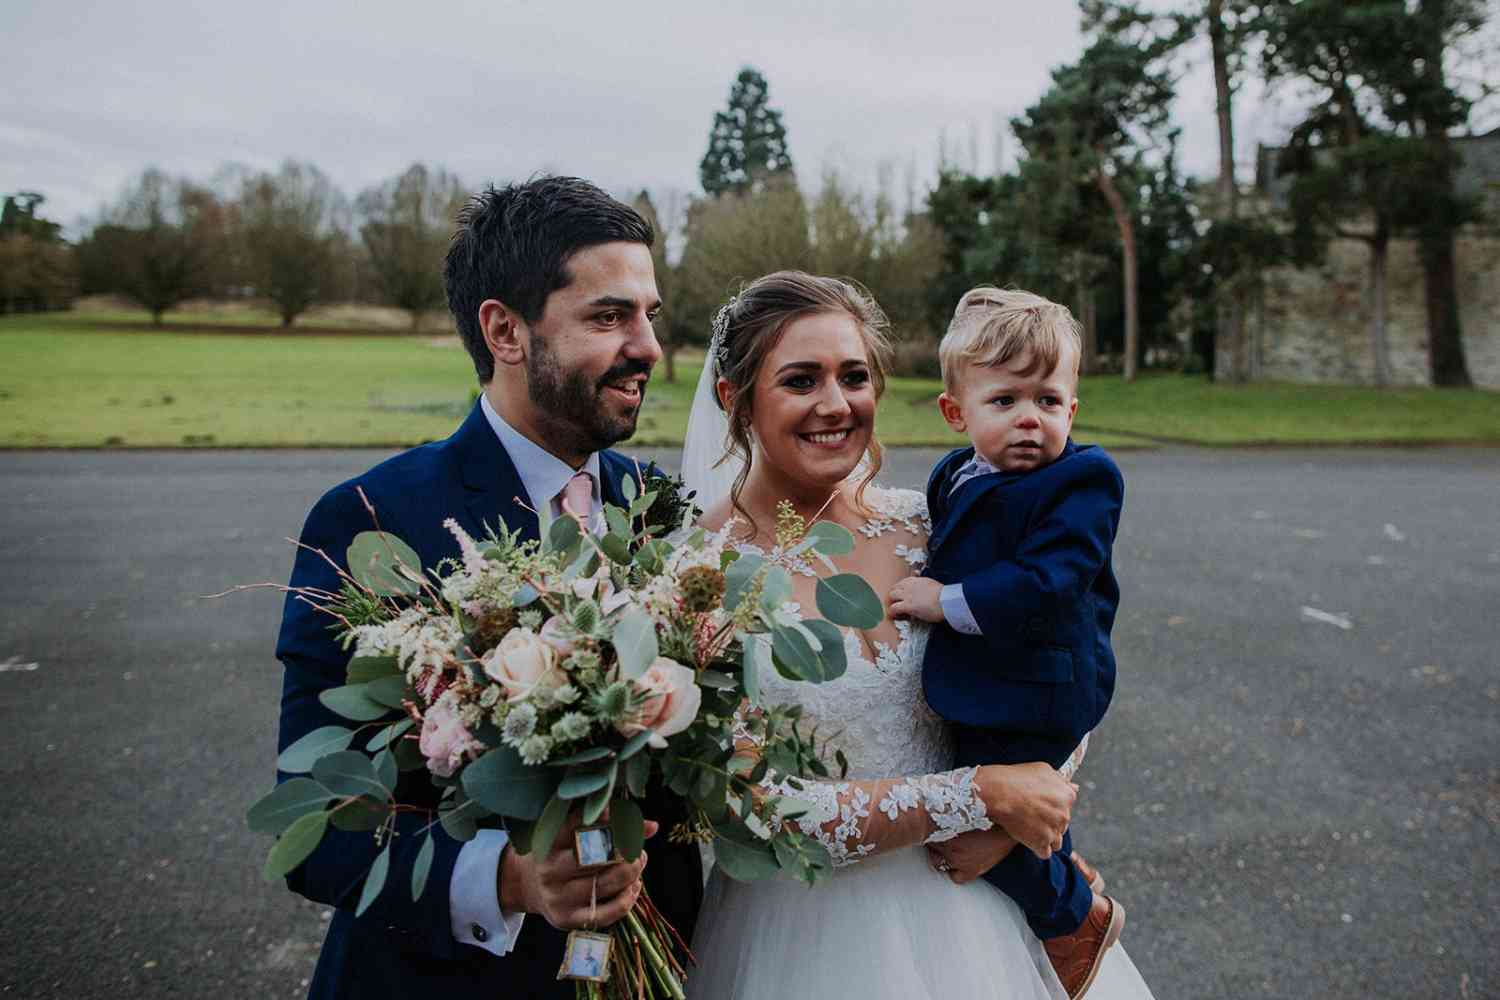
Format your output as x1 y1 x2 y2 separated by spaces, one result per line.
245 469 885 999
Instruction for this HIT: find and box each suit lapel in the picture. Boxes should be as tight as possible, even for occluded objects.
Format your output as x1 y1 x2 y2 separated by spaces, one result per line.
451 401 541 542
929 473 1001 555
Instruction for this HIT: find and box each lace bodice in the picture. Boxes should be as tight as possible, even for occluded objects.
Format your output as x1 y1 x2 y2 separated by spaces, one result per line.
735 487 994 867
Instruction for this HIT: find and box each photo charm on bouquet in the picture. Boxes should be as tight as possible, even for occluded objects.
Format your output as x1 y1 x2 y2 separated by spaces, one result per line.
559 930 612 983
574 826 617 870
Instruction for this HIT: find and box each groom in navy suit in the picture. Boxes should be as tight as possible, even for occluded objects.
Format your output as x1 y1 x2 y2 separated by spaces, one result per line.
274 177 701 999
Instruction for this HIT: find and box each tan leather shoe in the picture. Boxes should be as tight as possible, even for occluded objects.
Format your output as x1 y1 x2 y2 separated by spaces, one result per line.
1071 850 1106 894
1043 894 1125 1000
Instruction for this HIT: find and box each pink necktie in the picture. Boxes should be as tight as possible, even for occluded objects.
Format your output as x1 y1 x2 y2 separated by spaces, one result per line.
559 472 594 525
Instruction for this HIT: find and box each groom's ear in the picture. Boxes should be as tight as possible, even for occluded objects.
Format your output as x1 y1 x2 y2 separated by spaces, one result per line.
479 299 527 370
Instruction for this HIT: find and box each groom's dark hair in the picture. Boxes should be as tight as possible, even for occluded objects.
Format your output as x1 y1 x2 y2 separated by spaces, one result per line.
445 176 655 383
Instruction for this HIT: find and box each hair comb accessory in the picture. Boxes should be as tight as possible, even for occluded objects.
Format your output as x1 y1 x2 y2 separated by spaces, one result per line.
709 295 739 374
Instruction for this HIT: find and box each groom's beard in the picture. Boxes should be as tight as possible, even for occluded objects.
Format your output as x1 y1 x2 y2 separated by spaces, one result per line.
527 336 650 455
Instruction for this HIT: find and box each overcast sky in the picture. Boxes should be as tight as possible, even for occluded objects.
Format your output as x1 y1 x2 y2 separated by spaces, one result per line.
5 0 1306 235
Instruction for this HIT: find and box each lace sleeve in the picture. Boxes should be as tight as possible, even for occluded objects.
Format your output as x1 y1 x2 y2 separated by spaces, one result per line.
734 713 992 868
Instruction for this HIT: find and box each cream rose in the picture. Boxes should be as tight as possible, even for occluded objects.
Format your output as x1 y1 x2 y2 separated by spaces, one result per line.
617 658 702 748
482 627 560 702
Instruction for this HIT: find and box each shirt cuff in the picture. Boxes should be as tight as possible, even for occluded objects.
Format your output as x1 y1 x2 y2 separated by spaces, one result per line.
450 829 526 956
940 583 983 636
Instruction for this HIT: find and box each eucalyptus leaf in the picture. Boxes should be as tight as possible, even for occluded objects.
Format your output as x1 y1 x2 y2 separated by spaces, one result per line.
312 750 390 800
546 513 582 556
247 778 335 835
318 684 391 722
770 625 818 681
609 797 645 861
506 818 535 856
347 531 423 597
364 675 408 711
277 726 355 773
439 800 479 842
815 573 885 629
365 718 414 753
548 746 614 767
411 831 435 900
802 619 848 683
616 729 655 762
373 747 398 790
462 746 556 821
262 810 329 881
557 768 611 801
611 608 658 680
758 566 793 612
581 762 618 825
804 520 855 556
723 554 765 611
329 797 387 832
711 822 781 882
346 654 400 684
530 793 572 857
605 506 631 540
632 539 671 575
742 634 771 706
621 473 638 502
623 753 651 798
354 843 391 917
512 583 539 607
598 533 631 565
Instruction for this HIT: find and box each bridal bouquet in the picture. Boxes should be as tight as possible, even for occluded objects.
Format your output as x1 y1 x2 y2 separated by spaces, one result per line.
247 469 883 999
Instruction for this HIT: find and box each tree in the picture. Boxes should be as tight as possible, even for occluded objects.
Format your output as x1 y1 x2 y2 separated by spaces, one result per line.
237 162 348 326
1375 0 1485 387
0 193 76 314
76 169 227 325
356 164 467 330
631 189 683 382
1012 22 1180 381
675 179 812 352
1260 0 1470 386
699 67 795 197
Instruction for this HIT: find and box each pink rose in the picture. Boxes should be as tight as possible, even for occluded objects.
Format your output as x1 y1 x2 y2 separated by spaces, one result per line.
617 658 702 748
539 616 576 657
419 700 479 777
482 628 560 702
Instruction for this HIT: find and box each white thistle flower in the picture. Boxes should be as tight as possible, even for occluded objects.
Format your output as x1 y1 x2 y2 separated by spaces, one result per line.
518 734 553 765
549 712 592 742
502 702 538 745
552 683 580 706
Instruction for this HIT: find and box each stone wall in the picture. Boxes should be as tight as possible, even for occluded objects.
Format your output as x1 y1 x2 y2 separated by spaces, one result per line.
1217 229 1500 388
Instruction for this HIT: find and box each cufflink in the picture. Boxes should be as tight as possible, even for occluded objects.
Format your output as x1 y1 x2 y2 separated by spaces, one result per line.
471 923 489 943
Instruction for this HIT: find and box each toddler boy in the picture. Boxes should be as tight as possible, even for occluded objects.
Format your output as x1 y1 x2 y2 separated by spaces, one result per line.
888 287 1124 1000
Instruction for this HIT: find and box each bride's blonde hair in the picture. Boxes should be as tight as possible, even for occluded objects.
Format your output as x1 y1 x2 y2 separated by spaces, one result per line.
712 271 894 535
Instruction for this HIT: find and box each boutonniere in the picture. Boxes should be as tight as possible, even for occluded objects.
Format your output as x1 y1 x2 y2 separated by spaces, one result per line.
637 467 700 533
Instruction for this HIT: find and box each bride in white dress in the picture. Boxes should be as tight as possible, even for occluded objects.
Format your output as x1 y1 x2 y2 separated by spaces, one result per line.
678 272 1156 999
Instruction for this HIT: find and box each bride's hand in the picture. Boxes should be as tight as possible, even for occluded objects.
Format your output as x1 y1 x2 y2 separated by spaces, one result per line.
973 762 1076 859
926 827 1019 885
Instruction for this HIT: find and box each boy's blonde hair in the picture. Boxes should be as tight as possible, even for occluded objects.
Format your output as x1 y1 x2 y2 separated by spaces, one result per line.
938 286 1083 394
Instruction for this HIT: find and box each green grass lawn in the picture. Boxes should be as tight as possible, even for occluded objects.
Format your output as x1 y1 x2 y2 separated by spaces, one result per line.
2 314 1497 448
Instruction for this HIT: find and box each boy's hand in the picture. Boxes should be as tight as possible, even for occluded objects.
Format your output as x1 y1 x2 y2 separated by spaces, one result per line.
888 576 945 623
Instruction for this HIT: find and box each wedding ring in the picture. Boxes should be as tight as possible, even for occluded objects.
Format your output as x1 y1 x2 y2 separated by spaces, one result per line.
934 859 953 873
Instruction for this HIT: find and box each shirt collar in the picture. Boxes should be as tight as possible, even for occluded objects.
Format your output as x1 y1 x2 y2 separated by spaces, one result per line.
480 392 601 512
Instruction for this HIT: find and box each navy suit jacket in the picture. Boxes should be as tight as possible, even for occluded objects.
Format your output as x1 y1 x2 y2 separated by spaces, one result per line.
921 441 1123 766
274 401 701 1000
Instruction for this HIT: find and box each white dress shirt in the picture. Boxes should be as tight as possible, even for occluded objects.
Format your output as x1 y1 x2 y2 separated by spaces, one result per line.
448 395 603 956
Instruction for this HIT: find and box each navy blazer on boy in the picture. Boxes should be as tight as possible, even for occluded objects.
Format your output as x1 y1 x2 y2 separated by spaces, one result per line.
274 401 702 1000
922 440 1122 767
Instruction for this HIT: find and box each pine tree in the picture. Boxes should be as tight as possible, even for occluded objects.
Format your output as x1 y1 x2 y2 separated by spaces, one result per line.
699 68 795 197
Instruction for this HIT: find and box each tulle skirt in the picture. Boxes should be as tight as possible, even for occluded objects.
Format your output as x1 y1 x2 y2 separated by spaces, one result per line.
688 847 1155 1000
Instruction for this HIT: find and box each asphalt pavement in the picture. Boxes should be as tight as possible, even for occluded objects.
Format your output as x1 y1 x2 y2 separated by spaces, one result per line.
0 446 1496 999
